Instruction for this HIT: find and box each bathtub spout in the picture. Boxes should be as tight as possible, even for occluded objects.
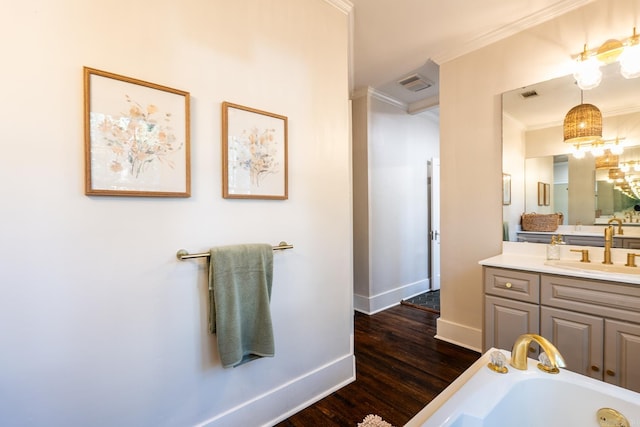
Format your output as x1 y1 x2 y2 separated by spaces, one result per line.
510 334 566 373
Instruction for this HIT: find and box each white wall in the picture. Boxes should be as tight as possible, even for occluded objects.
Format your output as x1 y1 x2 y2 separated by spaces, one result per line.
352 91 440 313
438 0 638 350
0 1 354 426
525 156 555 214
502 113 526 240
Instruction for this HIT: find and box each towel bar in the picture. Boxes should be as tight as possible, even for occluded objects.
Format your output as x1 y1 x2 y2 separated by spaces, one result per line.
176 241 293 260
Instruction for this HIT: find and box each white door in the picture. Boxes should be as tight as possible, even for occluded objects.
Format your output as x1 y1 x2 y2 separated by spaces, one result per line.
429 158 441 290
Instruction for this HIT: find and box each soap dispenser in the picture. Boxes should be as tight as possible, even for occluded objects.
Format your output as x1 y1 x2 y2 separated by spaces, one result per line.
546 235 560 260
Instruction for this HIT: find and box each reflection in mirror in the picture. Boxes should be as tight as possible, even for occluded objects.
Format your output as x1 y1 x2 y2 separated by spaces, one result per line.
502 60 640 240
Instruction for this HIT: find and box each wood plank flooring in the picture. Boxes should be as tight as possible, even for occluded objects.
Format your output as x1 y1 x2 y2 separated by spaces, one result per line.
276 304 480 427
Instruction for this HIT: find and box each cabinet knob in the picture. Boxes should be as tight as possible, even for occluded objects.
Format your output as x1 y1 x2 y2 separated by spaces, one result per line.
505 282 513 288
591 365 600 372
606 369 616 377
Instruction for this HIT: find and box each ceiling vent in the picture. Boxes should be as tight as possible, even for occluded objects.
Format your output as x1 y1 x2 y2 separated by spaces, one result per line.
398 74 433 92
519 89 539 99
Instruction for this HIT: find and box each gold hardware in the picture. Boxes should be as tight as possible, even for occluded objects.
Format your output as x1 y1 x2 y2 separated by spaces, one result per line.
510 334 566 373
176 241 294 260
603 226 614 265
570 248 591 262
487 350 509 374
625 253 640 267
505 282 512 288
606 369 615 376
596 407 630 427
591 365 600 372
608 218 624 235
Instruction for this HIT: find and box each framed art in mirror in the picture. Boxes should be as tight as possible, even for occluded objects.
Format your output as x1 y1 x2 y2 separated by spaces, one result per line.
502 173 511 205
222 102 288 200
538 182 545 206
83 67 191 197
544 183 551 206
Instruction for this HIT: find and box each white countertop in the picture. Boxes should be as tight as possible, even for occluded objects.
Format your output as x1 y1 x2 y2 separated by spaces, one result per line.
479 241 640 285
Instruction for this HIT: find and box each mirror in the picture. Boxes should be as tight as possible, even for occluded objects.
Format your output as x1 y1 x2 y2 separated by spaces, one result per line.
502 61 640 238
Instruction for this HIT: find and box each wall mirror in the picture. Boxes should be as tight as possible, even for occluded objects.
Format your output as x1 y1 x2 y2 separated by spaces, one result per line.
502 61 640 238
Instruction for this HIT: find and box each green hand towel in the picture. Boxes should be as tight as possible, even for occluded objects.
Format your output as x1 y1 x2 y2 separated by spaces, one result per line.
209 244 274 368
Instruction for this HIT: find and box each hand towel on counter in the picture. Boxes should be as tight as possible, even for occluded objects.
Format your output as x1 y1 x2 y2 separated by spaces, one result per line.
209 244 274 368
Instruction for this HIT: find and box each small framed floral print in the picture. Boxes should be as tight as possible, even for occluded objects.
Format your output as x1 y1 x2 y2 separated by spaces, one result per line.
83 67 190 197
222 102 288 200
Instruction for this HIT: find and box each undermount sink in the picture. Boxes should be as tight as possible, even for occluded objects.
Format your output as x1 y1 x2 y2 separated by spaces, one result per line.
544 259 640 275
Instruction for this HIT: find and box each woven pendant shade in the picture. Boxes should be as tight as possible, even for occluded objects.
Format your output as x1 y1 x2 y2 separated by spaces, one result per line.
563 103 602 143
595 152 619 169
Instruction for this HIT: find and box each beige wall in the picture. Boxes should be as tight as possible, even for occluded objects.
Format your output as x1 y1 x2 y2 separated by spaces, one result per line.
0 1 353 426
437 0 638 350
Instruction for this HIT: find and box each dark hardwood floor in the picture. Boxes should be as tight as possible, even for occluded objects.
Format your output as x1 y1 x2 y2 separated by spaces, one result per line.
276 304 480 427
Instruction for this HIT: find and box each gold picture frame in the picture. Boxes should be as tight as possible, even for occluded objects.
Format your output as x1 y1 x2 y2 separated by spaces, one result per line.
84 67 190 197
538 182 545 206
222 102 288 199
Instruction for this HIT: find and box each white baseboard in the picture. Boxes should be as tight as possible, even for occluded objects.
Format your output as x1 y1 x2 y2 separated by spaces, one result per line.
435 317 482 352
197 354 355 427
353 278 430 314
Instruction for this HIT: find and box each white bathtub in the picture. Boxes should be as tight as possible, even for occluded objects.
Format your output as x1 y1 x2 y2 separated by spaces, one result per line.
405 348 640 427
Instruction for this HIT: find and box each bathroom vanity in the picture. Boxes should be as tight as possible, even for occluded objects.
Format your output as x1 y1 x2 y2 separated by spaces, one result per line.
516 224 640 248
480 242 640 393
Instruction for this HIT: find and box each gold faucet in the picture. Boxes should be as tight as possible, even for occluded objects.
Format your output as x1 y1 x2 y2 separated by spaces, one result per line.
603 225 613 265
608 218 624 235
510 334 566 373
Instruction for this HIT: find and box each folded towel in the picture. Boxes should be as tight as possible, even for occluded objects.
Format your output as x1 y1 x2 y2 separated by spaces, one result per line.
209 244 274 368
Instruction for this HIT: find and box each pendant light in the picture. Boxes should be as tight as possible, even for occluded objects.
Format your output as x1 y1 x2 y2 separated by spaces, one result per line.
563 89 602 145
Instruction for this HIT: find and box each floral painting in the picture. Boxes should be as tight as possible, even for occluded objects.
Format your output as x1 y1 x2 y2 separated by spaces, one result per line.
222 102 288 199
84 67 190 197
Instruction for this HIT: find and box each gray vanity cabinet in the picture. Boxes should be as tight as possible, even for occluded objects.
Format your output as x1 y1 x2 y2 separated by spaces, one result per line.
604 320 640 392
483 268 540 356
615 237 640 249
540 306 603 380
483 266 640 393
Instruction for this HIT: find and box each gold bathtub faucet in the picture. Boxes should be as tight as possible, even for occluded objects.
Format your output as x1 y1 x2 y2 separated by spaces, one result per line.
510 334 566 374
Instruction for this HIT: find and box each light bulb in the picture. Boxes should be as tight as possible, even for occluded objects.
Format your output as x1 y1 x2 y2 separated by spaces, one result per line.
573 56 603 89
591 146 605 157
610 144 624 155
619 43 640 79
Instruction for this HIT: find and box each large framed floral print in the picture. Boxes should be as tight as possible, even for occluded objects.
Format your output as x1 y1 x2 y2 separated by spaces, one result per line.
83 67 190 197
222 102 288 200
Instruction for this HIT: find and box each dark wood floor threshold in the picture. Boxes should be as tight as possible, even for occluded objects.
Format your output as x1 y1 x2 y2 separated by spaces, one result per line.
399 299 440 315
276 304 480 427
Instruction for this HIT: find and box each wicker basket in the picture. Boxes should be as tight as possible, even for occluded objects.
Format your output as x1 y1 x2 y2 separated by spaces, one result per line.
521 213 561 232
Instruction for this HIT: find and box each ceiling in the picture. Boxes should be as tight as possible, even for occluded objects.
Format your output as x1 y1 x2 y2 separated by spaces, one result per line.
349 0 593 111
503 60 640 131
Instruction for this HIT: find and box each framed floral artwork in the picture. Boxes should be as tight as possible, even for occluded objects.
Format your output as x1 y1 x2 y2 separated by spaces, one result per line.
222 102 288 199
83 67 190 197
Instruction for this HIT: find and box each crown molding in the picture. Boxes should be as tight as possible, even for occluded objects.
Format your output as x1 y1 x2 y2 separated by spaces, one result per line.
431 0 594 65
322 0 353 14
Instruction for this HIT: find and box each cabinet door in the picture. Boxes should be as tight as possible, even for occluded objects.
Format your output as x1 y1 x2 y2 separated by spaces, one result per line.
620 238 640 249
485 295 539 354
604 320 640 393
540 306 603 380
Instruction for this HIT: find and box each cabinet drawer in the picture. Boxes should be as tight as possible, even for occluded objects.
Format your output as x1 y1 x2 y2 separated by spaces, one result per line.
484 267 539 303
541 274 640 324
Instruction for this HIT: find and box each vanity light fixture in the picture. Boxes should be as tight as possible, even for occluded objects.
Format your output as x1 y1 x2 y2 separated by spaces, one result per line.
619 28 640 78
569 137 626 159
573 28 640 89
